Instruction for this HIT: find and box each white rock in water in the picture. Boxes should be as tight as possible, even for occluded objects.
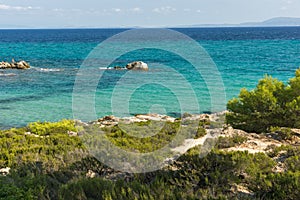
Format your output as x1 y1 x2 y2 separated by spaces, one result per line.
126 61 148 71
0 59 30 69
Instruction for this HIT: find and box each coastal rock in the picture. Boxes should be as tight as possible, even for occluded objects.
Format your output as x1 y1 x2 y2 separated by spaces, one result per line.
0 59 30 69
0 167 10 176
135 114 176 122
95 115 120 127
126 61 148 71
113 66 125 70
121 114 177 124
291 128 300 136
16 60 30 69
68 131 78 137
86 170 99 178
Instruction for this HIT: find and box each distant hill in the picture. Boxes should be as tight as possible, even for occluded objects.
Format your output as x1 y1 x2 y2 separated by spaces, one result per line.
1 17 300 29
240 17 300 27
181 17 300 28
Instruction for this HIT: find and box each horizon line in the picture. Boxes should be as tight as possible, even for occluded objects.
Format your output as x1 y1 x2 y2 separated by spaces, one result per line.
0 25 300 30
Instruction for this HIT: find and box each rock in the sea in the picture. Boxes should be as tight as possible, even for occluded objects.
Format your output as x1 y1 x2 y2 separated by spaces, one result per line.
126 61 148 71
0 59 30 69
113 66 126 70
16 60 30 69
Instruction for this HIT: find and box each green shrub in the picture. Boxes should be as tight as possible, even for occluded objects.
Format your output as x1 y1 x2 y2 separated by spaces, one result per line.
0 178 26 200
194 127 206 139
28 119 77 136
216 134 248 149
269 127 294 140
226 68 300 133
251 171 300 200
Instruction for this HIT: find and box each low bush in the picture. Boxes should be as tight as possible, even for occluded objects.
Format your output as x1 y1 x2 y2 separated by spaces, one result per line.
226 68 300 133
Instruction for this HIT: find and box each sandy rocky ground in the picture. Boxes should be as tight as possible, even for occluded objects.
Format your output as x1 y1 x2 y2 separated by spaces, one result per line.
93 112 300 155
1 112 300 196
88 112 300 196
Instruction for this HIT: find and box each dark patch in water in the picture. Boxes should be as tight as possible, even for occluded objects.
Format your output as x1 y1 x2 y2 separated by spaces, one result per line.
0 95 44 104
0 122 26 130
167 112 182 118
0 107 11 110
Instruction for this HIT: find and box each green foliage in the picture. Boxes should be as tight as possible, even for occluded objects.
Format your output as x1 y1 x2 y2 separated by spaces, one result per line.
28 119 77 136
226 68 300 133
0 120 84 169
1 118 300 199
0 177 26 200
269 127 295 140
285 155 300 172
194 127 206 139
216 134 248 149
182 112 193 118
250 171 300 200
267 145 300 172
105 121 180 153
266 145 295 158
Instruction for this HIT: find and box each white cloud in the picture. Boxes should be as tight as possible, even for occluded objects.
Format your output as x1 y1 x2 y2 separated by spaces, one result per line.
113 8 121 12
112 7 142 13
284 0 293 4
0 4 39 11
99 7 142 15
53 8 64 12
153 6 176 13
51 6 141 16
281 6 288 10
131 7 142 12
0 4 10 10
280 0 294 11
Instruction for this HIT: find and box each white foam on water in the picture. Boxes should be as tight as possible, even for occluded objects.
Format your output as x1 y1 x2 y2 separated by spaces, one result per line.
99 67 109 70
0 73 16 77
33 67 63 72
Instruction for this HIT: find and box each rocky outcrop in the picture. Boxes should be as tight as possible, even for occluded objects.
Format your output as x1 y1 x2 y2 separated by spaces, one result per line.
126 61 148 71
0 59 30 69
86 170 99 178
92 114 176 127
95 115 120 127
113 66 125 70
0 167 10 176
82 112 300 157
108 61 149 71
67 131 78 137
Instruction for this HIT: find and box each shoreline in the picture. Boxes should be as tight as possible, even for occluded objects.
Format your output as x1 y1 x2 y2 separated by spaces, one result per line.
0 111 228 130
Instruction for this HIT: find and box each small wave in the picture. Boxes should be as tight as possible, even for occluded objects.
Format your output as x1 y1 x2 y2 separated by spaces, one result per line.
0 73 16 77
99 67 127 70
34 67 63 72
99 67 109 70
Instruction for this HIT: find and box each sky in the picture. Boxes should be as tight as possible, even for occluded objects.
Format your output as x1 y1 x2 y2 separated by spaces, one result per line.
0 0 299 28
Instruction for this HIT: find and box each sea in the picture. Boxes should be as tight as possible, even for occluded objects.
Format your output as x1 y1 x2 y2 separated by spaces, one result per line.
0 27 300 129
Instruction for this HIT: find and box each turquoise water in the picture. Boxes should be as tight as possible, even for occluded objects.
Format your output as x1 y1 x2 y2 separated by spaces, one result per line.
0 28 300 128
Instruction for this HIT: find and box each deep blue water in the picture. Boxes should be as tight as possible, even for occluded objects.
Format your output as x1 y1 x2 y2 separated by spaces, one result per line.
0 27 300 129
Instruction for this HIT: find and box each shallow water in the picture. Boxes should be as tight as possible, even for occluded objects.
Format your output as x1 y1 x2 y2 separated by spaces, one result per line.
0 27 300 128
